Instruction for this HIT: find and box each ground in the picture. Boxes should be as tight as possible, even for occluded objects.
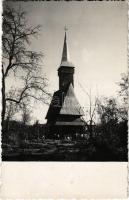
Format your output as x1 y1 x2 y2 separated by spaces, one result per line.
2 138 127 161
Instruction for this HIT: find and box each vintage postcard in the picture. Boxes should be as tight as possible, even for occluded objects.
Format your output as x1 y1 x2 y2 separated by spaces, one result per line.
0 0 128 198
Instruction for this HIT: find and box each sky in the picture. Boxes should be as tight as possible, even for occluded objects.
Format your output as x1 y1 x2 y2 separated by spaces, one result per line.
5 1 127 124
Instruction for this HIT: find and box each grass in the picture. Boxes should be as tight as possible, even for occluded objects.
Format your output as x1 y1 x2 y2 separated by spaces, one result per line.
2 138 127 161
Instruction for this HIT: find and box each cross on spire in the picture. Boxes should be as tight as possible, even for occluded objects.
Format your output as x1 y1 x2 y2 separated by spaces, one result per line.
64 25 68 32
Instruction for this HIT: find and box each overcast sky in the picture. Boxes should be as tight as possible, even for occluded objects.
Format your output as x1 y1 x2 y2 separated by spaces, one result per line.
5 1 127 123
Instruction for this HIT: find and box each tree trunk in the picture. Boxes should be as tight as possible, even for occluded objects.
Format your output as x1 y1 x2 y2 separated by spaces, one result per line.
2 70 6 130
89 120 93 139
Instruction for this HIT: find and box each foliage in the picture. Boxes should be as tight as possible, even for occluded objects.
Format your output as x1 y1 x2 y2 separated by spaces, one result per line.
97 97 119 124
96 97 127 161
118 73 128 104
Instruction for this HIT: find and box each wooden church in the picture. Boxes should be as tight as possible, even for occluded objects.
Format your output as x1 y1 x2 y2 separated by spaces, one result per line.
46 31 85 139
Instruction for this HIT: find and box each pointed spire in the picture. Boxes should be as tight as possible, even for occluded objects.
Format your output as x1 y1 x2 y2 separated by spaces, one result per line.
61 27 70 63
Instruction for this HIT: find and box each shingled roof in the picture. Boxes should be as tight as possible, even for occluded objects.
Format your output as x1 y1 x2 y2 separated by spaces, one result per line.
59 83 84 116
59 31 74 68
46 84 84 120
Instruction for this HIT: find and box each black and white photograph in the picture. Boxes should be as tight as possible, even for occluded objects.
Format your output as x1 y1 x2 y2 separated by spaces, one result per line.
2 1 128 162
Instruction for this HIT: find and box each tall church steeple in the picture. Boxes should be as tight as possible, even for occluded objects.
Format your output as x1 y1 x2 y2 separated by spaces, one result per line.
58 30 75 90
45 29 85 133
61 30 69 63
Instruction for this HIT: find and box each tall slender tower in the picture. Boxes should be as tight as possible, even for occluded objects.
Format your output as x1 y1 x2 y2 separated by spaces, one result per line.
46 30 85 138
58 31 74 90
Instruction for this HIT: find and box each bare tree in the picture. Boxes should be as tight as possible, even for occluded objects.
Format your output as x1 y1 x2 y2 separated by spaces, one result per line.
85 90 98 137
6 70 50 105
2 6 50 126
78 82 97 137
4 89 20 136
5 89 19 122
21 103 31 125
